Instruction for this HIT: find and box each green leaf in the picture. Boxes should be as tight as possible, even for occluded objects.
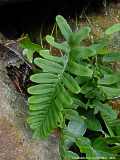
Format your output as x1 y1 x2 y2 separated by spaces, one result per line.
69 27 91 46
29 103 50 111
76 137 97 159
93 137 109 150
67 117 87 138
70 47 96 60
99 65 113 75
92 100 117 137
39 49 64 64
76 98 87 109
76 136 91 146
103 52 120 62
63 73 81 94
58 85 73 106
75 76 90 85
114 126 120 136
85 115 102 132
23 48 34 63
105 23 120 35
90 42 108 55
20 36 41 63
80 82 94 94
108 119 120 128
64 151 80 159
64 109 80 120
92 137 116 158
63 134 76 149
69 61 93 77
56 15 72 41
92 100 118 120
99 86 120 99
30 73 58 83
28 84 54 95
28 95 50 104
104 136 120 144
84 87 106 101
34 57 63 74
71 98 86 109
20 36 41 51
76 136 116 159
111 145 120 154
46 35 70 53
101 112 118 137
98 73 120 85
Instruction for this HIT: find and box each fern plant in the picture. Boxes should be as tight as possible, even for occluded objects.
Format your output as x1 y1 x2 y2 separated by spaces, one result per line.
20 16 120 160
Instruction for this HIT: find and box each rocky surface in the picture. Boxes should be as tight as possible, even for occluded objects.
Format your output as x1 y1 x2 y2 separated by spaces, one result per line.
0 40 59 160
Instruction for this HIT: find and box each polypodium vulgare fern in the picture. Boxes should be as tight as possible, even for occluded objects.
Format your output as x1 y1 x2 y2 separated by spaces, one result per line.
27 49 82 137
26 15 94 138
20 16 120 160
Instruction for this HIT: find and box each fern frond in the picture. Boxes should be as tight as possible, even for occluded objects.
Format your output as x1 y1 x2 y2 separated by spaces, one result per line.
27 50 81 138
101 108 118 137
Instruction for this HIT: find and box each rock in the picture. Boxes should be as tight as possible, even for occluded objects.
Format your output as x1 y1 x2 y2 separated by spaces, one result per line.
0 42 59 160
